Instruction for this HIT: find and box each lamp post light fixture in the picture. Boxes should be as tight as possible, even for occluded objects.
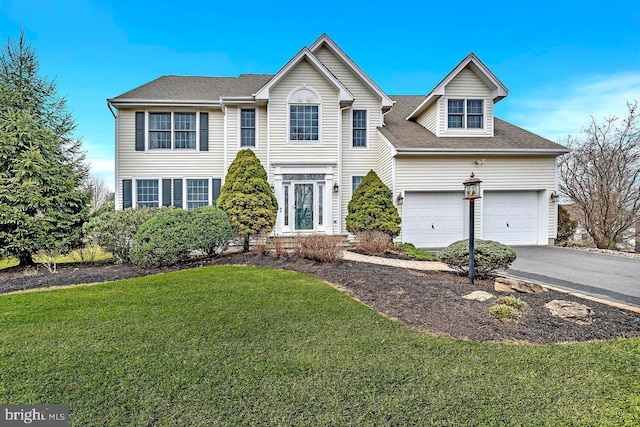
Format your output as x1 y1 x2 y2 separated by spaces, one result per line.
463 173 482 285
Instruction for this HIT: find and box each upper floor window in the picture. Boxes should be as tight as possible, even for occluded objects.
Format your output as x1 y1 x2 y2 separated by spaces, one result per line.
288 86 321 142
352 110 367 148
149 112 196 149
447 99 483 129
240 109 256 147
290 105 318 141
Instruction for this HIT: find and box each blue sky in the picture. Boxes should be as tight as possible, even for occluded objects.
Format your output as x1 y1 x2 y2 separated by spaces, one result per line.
1 0 639 190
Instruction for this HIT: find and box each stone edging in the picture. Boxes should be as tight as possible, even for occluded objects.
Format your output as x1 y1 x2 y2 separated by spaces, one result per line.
499 274 640 314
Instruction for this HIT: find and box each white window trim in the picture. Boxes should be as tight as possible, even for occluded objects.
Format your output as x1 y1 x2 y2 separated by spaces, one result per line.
287 86 322 144
145 110 200 152
133 177 162 208
445 98 486 131
350 108 369 149
183 177 213 210
237 107 259 148
273 165 334 235
350 174 365 195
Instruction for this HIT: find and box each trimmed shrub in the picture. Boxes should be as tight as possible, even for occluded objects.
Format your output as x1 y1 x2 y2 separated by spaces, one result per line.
356 230 392 253
84 206 167 263
217 149 278 252
439 239 517 278
130 209 194 268
295 235 343 263
346 170 401 237
190 206 233 256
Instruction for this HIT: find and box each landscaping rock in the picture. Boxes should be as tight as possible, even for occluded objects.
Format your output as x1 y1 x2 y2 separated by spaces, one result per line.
462 291 495 302
545 300 593 325
495 277 547 294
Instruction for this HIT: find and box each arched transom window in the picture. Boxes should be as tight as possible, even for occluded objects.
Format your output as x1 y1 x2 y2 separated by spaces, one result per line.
288 86 321 142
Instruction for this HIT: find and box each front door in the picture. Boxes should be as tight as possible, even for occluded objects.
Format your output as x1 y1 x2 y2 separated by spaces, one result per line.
294 183 314 230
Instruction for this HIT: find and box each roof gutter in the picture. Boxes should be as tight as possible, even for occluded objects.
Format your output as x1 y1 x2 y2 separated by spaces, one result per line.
394 147 570 156
107 98 222 108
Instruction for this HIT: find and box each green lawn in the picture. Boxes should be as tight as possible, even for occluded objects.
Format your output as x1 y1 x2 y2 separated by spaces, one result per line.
1 266 638 425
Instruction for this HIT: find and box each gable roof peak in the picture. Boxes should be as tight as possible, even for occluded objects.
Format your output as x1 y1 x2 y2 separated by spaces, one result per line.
254 46 354 106
406 52 509 120
309 33 394 108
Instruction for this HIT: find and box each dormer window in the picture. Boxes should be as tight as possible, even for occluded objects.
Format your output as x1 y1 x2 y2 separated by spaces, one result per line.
447 99 483 129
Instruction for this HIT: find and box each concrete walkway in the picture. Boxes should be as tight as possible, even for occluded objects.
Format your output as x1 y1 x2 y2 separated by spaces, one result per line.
342 251 453 271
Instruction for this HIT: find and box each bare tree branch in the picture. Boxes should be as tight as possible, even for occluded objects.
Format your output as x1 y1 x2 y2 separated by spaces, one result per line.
559 101 640 249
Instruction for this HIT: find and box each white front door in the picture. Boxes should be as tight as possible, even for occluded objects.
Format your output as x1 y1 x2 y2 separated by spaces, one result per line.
483 191 538 245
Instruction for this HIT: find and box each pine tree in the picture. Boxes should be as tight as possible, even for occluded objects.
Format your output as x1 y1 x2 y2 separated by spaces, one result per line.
346 170 401 237
217 149 277 252
0 30 90 265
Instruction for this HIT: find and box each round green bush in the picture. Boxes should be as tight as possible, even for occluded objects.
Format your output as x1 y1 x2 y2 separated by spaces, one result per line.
84 206 168 263
190 206 233 256
130 209 194 268
439 239 517 278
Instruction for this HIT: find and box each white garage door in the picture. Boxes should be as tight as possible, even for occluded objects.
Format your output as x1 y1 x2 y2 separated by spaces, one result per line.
483 191 538 245
403 192 464 248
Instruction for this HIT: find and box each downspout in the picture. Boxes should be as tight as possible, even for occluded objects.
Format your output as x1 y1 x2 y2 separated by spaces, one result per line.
338 104 351 235
107 100 118 210
221 100 228 176
107 100 116 119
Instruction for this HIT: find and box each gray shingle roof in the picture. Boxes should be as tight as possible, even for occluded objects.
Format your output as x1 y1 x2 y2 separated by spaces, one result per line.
381 96 569 153
110 74 274 101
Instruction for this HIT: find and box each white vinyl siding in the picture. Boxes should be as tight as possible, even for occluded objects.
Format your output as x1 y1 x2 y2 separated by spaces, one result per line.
268 59 339 165
376 133 394 189
415 102 438 133
395 156 557 242
226 105 268 182
314 45 385 234
437 66 494 137
115 108 225 210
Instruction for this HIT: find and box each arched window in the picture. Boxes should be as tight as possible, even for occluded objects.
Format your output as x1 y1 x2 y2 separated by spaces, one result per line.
288 86 321 142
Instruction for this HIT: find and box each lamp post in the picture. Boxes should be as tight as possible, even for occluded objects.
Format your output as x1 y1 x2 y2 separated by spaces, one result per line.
463 173 482 285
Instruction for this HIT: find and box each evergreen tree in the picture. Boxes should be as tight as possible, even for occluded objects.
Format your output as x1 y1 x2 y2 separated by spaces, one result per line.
346 170 401 237
217 149 277 252
0 30 89 265
557 204 576 245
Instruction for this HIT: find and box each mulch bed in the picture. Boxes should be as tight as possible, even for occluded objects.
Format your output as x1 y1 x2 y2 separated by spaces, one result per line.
2 252 639 344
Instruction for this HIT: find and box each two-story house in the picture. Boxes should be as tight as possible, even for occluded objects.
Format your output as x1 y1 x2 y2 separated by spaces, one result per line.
107 34 569 248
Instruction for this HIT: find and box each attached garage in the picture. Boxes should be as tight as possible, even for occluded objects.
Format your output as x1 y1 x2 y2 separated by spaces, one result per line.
482 191 539 245
402 192 465 248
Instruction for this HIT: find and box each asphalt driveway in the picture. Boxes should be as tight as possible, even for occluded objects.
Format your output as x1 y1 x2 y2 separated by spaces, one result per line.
507 246 640 308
